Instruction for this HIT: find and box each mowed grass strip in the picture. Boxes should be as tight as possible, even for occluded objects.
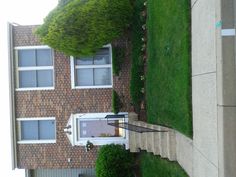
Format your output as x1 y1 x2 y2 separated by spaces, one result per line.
146 0 192 136
141 153 189 177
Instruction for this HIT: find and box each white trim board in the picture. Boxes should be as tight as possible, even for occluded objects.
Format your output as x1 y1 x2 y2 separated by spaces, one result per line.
14 45 50 50
221 29 235 36
17 117 55 121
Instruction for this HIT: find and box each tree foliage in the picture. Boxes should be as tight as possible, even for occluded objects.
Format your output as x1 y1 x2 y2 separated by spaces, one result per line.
36 0 132 56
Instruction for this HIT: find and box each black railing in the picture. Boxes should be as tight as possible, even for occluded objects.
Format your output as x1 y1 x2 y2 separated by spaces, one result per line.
105 114 167 133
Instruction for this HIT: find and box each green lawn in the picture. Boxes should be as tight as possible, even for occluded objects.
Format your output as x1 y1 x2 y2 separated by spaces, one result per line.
140 153 189 177
146 0 192 136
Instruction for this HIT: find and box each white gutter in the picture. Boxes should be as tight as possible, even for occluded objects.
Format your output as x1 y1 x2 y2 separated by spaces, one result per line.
8 22 17 170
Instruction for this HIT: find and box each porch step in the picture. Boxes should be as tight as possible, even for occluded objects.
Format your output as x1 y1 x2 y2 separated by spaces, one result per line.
146 125 154 152
159 127 168 158
139 122 147 150
129 130 139 153
128 118 177 161
167 130 177 161
151 125 161 155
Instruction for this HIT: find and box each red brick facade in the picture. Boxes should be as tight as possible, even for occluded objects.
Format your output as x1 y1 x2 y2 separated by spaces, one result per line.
12 25 132 169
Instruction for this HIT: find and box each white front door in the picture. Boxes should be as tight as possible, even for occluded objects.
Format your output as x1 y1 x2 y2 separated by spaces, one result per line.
72 113 129 147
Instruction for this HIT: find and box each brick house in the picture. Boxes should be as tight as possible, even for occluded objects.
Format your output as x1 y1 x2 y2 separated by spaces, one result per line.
8 23 132 176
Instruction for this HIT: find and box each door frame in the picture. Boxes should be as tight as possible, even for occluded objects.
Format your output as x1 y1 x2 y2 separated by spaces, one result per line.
71 112 129 147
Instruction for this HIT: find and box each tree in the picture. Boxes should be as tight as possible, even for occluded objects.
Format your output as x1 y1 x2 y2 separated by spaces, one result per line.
36 0 132 57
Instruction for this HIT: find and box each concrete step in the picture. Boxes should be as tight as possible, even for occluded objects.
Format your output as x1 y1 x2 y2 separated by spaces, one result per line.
159 127 168 158
134 131 141 150
128 120 177 161
129 130 139 152
138 121 147 150
146 124 154 152
167 130 177 161
128 112 138 122
151 125 161 155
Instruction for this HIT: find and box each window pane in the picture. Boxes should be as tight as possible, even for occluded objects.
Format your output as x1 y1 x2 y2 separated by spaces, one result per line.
76 69 93 86
37 70 53 87
94 55 110 65
18 50 36 67
79 120 123 138
75 57 93 65
21 121 39 140
19 71 37 88
39 120 55 140
94 48 110 65
36 49 52 66
94 68 111 85
96 48 110 55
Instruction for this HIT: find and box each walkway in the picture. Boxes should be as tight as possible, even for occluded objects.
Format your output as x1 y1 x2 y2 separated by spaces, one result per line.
192 0 236 176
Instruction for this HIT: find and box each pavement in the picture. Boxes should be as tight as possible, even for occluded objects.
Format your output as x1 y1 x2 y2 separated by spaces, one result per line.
190 0 236 176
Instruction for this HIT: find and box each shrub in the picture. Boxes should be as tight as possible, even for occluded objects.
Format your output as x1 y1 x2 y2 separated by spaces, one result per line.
36 0 133 57
130 0 145 111
112 90 122 114
112 46 125 76
96 144 134 177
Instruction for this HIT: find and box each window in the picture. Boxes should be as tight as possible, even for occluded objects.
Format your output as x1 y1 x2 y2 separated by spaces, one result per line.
71 45 112 89
17 117 56 144
15 46 54 90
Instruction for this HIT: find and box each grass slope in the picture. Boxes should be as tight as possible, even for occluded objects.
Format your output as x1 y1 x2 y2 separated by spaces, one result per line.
146 0 192 136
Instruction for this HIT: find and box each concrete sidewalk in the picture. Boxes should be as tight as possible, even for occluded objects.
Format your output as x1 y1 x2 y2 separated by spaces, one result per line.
191 0 236 176
191 0 219 176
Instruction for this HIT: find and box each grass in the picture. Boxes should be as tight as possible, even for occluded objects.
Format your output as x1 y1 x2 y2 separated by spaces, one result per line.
146 0 192 136
130 0 145 111
140 153 189 177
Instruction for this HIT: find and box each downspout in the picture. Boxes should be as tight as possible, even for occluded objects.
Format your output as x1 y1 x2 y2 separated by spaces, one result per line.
8 22 17 169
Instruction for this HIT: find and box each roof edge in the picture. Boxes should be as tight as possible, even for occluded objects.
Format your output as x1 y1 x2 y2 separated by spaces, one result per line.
7 22 18 170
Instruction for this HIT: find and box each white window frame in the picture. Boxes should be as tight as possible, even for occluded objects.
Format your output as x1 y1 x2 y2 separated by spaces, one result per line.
17 117 56 144
71 112 128 146
15 45 55 91
70 44 113 89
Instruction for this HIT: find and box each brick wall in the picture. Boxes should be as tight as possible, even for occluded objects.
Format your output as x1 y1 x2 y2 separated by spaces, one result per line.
13 25 132 169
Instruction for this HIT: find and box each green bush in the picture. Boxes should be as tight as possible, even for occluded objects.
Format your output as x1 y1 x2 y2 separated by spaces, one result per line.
112 46 125 76
96 144 134 177
36 0 133 57
112 90 122 114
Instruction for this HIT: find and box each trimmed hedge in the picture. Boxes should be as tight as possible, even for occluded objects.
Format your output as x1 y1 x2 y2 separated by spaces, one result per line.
112 90 122 114
96 144 134 177
36 0 133 57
